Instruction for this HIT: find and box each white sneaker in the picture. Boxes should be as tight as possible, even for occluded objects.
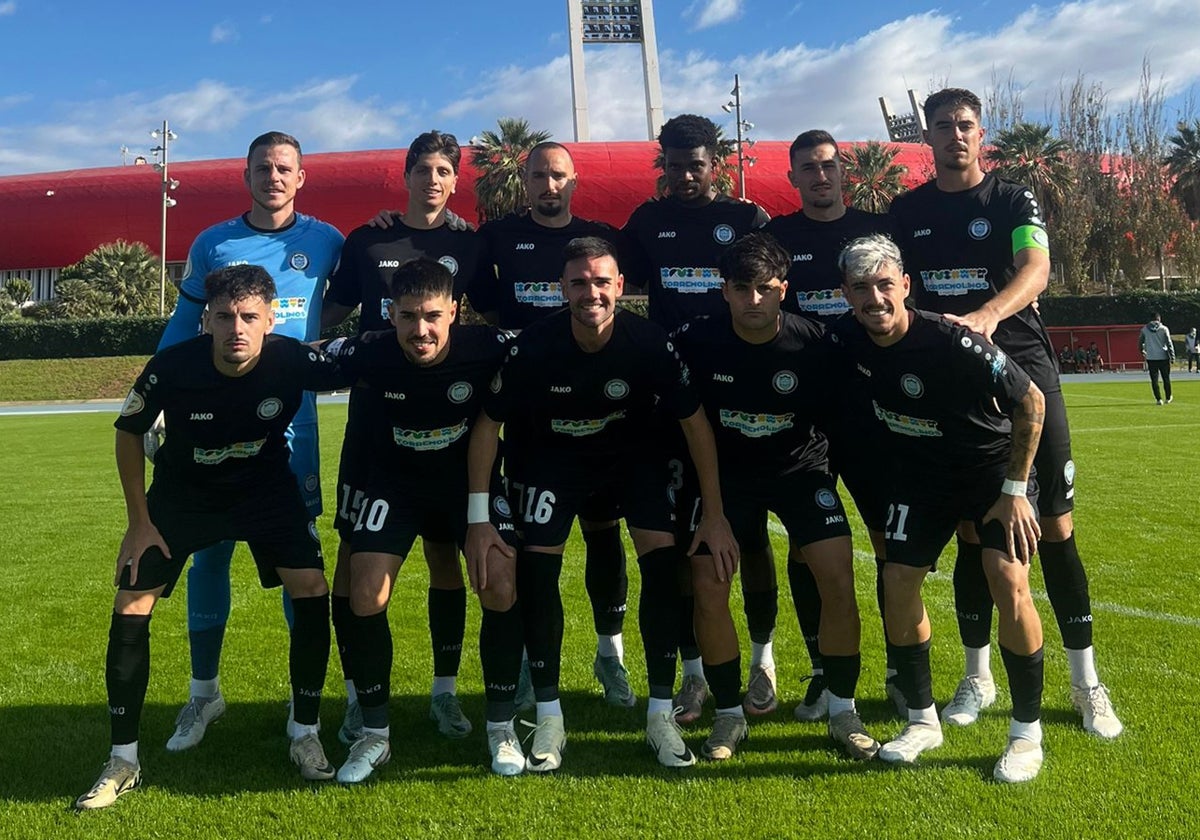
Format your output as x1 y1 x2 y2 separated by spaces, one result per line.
993 737 1044 783
166 693 226 752
522 715 566 773
487 722 525 776
1071 683 1124 739
74 757 141 810
743 664 779 716
878 722 944 765
941 675 996 726
336 731 390 784
646 708 697 767
289 733 335 781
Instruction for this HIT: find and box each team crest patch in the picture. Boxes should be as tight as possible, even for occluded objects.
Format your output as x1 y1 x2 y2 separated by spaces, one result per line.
289 252 310 271
900 374 924 398
438 255 460 276
815 488 838 510
1064 459 1076 486
447 381 473 404
772 370 798 394
120 390 145 416
968 218 991 240
604 379 630 399
713 224 735 245
305 474 319 493
257 398 283 419
493 496 512 518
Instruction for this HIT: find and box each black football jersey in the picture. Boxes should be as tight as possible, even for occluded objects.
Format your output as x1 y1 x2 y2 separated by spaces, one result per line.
115 334 346 491
622 194 769 332
763 208 897 323
672 312 830 478
829 308 1033 471
474 213 628 329
890 174 1057 390
485 309 700 481
326 221 491 334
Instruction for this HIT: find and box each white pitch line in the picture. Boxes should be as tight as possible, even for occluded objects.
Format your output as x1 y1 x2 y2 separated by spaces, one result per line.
766 519 1200 628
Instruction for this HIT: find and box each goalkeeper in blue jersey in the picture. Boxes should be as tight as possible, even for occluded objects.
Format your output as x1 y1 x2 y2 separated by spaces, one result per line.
154 131 351 751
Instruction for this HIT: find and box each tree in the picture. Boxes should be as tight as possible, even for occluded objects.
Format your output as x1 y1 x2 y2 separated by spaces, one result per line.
54 239 174 318
840 141 908 213
651 128 738 198
470 117 552 223
3 277 32 306
986 122 1073 222
1164 119 1200 221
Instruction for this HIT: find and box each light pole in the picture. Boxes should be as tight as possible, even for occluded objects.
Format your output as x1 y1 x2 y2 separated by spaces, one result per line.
150 121 179 315
721 74 756 199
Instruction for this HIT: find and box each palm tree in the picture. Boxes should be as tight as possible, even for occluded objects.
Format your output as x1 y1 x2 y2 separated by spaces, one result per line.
652 128 738 197
840 141 908 213
470 118 552 223
1165 119 1200 220
985 122 1073 221
57 239 172 317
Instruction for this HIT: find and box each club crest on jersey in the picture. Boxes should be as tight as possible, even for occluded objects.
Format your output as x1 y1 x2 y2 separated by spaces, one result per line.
120 390 144 416
815 488 838 510
1064 459 1076 486
438 256 460 276
772 370 798 394
605 379 629 399
289 252 310 271
257 398 283 419
493 496 512 518
900 374 924 398
305 474 319 493
968 218 991 240
447 381 473 404
713 224 736 244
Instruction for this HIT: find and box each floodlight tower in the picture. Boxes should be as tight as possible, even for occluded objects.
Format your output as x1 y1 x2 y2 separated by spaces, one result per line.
150 120 179 316
567 1 664 141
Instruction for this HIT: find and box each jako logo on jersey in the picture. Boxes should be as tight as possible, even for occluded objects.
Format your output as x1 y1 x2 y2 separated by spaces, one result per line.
394 421 468 451
856 363 872 377
658 231 677 238
550 385 572 394
914 229 932 237
515 243 536 250
438 256 460 275
120 390 145 416
825 514 846 525
872 400 942 438
190 412 214 420
605 379 630 399
447 381 473 404
815 488 839 510
792 253 814 262
713 373 734 383
773 370 798 394
289 252 310 271
257 398 283 419
719 409 794 438
551 410 628 437
194 438 267 465
713 224 736 244
968 218 992 240
378 260 401 268
384 391 407 400
900 374 924 398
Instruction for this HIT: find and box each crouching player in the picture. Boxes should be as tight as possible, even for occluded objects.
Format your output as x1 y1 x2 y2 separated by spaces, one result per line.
833 234 1048 782
319 257 517 782
76 265 349 810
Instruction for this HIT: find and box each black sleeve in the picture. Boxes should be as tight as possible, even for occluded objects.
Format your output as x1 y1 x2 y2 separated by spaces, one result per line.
653 331 702 420
113 355 167 435
325 229 364 309
482 335 529 423
951 324 1033 412
295 338 354 392
465 231 501 314
620 208 654 290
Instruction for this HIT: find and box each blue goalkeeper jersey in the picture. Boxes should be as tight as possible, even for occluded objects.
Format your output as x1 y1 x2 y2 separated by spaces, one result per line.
158 212 344 426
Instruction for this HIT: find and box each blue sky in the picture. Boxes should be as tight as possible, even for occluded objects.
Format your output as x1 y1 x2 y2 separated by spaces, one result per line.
1 0 1198 175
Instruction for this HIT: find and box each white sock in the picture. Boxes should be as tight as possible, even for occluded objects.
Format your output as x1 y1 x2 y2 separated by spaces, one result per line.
190 677 219 698
716 706 746 719
291 722 319 740
362 724 389 739
908 703 938 727
536 699 563 720
682 657 704 679
647 697 674 717
964 645 991 679
751 641 775 671
486 718 514 732
597 633 624 660
1067 647 1100 688
1009 718 1043 744
828 694 855 717
432 676 457 696
345 679 358 704
111 742 138 766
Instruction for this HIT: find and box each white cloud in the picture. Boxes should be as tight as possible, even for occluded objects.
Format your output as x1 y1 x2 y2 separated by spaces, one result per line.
210 21 238 44
0 2 16 17
685 0 743 30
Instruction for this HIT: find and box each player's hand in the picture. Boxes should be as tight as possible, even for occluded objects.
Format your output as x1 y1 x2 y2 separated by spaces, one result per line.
944 305 1001 341
366 209 401 229
689 513 739 582
982 493 1040 565
115 519 170 587
465 522 514 592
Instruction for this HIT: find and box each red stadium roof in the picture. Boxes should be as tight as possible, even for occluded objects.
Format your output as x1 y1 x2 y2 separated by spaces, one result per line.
0 141 933 270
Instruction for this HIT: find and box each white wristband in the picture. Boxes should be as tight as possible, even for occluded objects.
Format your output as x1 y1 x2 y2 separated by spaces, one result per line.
1001 479 1028 497
467 492 490 524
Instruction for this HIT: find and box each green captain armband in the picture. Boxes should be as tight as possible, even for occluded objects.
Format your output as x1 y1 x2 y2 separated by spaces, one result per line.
1012 224 1050 256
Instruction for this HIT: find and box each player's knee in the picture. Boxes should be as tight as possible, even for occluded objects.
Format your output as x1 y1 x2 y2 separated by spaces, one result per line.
1040 512 1072 541
282 569 329 601
191 542 235 575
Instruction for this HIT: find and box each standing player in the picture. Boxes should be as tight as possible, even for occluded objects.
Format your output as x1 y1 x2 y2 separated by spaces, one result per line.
891 88 1122 738
835 234 1049 782
470 141 635 707
318 258 517 782
75 265 349 810
155 132 347 752
672 232 878 761
622 114 774 722
465 236 738 773
321 130 493 740
763 129 902 721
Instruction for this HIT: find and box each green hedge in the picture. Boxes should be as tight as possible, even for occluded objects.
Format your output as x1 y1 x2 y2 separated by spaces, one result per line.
1040 291 1200 329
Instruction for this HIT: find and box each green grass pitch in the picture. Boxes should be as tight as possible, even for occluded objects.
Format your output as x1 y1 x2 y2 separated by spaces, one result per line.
1 379 1197 838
